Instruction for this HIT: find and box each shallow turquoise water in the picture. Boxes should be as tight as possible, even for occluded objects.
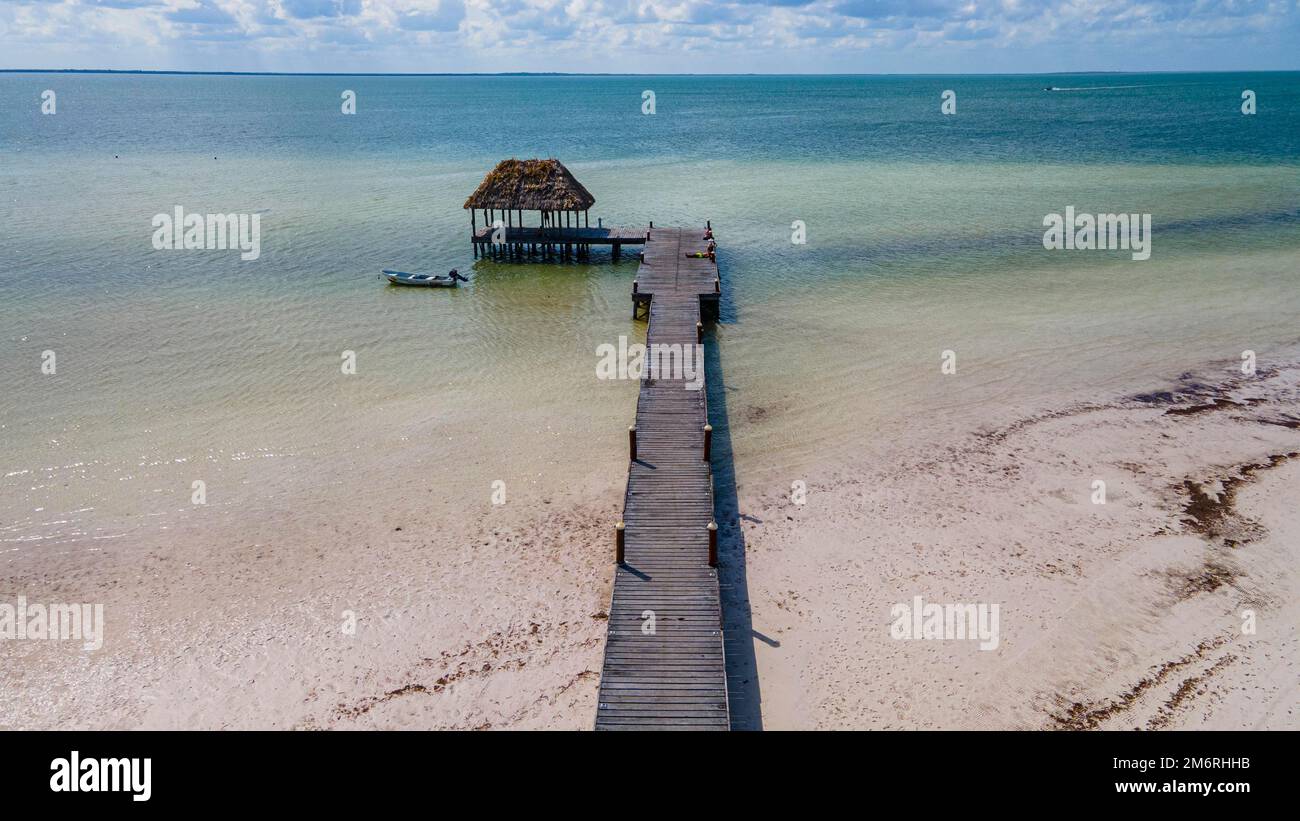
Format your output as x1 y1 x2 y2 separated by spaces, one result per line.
2 73 1298 547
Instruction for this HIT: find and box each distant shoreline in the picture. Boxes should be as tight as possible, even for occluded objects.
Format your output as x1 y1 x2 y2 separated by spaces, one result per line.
2 69 1298 78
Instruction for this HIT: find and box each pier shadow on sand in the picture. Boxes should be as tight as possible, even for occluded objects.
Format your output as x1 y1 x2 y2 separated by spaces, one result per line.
704 316 764 731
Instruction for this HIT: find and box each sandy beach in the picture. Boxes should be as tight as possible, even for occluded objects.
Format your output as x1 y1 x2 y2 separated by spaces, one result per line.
3 347 1296 730
7 10 1300 812
736 355 1300 730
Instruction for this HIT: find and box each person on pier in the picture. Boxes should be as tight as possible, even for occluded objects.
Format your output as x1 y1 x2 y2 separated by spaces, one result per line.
685 242 716 262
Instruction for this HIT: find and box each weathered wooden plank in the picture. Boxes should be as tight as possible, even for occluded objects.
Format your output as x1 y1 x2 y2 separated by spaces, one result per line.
470 226 648 244
595 226 728 732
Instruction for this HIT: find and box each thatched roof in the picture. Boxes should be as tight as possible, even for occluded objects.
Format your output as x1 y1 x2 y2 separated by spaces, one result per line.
463 159 595 211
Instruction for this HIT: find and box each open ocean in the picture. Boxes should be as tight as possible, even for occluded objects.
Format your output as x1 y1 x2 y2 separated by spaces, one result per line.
3 73 1299 550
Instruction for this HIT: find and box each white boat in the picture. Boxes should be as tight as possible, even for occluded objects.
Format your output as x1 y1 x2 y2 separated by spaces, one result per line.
382 269 466 287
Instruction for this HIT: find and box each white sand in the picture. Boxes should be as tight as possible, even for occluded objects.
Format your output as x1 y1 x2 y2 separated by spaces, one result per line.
739 361 1299 730
0 472 619 730
2 357 1296 730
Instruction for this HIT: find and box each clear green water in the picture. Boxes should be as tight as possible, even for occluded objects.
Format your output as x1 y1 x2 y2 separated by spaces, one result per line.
2 73 1298 548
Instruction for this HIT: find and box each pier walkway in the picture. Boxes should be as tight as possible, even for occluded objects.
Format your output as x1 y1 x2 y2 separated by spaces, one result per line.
471 225 647 259
594 226 727 731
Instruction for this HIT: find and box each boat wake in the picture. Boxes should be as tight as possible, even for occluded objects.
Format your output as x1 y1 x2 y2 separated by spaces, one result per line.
1046 84 1155 92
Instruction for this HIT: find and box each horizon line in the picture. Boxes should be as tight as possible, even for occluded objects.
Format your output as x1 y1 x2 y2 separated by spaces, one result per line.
2 68 1299 78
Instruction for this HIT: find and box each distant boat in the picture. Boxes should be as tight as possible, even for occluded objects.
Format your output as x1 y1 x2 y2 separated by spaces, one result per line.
382 269 466 287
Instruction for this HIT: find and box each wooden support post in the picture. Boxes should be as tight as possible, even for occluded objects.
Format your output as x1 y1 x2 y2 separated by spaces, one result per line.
633 280 638 294
696 320 703 344
616 521 626 565
715 277 720 294
629 425 637 461
708 521 718 567
703 424 712 462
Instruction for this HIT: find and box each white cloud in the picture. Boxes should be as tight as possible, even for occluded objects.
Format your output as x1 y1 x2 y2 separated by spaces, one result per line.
0 0 1297 70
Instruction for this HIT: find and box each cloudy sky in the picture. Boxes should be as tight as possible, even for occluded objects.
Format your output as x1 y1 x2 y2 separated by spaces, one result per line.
2 0 1298 73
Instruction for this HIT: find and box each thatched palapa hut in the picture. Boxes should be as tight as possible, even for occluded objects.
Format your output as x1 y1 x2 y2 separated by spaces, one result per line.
465 158 649 260
464 158 595 235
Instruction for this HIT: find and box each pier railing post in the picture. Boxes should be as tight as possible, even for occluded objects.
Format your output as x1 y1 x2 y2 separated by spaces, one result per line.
616 521 626 565
629 425 637 462
707 521 718 567
696 320 703 344
703 424 712 462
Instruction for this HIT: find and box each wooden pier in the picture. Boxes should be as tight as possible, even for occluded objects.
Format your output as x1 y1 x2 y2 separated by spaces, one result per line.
471 225 649 260
595 225 727 731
